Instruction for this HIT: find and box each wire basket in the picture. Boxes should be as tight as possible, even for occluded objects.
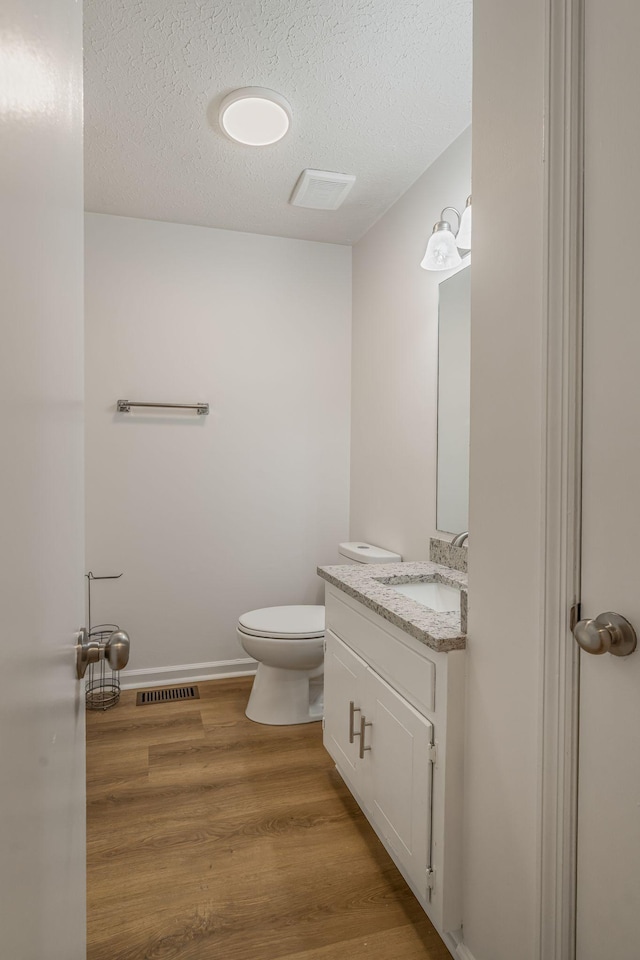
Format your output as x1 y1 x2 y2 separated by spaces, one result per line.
85 624 121 710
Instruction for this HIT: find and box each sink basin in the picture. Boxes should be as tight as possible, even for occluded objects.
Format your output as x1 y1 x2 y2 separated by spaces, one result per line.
383 579 461 613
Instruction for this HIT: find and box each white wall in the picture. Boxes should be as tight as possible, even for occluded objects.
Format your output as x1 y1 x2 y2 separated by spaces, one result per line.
85 214 351 676
1 0 86 955
437 267 471 534
349 34 549 955
464 0 547 958
350 127 472 560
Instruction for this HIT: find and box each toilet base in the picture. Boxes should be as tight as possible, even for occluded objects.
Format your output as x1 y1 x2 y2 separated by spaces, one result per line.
245 663 323 725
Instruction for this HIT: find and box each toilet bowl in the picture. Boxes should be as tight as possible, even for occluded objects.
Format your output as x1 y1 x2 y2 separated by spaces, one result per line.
237 605 325 725
237 543 402 726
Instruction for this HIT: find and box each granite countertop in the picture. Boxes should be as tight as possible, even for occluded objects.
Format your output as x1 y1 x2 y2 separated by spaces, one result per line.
317 560 467 653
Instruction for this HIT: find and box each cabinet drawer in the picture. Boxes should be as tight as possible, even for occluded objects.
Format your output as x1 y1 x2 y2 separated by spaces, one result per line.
326 589 436 715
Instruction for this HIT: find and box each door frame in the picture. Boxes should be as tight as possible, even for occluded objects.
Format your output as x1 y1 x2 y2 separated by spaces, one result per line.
538 0 585 957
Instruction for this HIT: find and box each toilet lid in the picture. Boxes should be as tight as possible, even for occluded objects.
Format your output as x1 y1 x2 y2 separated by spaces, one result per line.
238 605 325 639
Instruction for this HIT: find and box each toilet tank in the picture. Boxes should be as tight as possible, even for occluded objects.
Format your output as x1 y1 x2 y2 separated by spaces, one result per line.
337 542 402 565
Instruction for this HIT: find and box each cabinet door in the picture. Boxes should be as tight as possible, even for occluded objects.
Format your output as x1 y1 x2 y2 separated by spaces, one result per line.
323 630 368 792
365 670 433 901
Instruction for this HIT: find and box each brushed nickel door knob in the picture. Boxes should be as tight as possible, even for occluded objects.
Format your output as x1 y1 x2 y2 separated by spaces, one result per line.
573 612 637 657
76 628 101 679
104 630 130 671
76 627 131 678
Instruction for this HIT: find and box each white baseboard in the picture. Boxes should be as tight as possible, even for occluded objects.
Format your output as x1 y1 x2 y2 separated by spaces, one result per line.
439 929 477 960
455 943 478 960
119 658 258 691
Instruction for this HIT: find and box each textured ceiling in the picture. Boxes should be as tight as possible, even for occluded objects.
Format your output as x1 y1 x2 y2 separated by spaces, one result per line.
84 0 472 245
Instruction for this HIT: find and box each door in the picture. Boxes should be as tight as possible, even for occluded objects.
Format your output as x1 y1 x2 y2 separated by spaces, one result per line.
366 669 433 901
323 630 368 791
576 2 640 956
0 0 86 957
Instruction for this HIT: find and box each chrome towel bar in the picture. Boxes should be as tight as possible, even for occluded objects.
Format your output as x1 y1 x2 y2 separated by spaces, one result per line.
117 400 209 415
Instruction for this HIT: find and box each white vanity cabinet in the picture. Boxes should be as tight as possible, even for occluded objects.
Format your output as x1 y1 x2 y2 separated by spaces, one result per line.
322 583 465 939
324 631 434 899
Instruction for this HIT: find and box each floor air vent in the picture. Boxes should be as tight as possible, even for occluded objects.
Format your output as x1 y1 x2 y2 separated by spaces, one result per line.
136 685 200 705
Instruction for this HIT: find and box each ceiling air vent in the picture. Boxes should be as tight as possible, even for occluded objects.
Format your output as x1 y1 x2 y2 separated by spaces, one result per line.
289 169 356 210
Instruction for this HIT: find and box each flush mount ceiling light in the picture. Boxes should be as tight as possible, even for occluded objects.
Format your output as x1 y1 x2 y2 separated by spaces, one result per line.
420 196 472 271
219 87 291 146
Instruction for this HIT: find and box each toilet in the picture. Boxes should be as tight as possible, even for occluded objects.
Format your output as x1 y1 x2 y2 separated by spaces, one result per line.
237 541 402 725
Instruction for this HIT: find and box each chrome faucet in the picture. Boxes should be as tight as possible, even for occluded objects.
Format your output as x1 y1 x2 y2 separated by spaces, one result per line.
451 531 469 547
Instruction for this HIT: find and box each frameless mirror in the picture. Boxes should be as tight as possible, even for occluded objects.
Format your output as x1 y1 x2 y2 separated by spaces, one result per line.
436 266 470 534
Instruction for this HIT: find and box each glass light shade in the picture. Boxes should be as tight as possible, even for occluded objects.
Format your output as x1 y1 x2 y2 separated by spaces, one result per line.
219 87 291 145
420 222 463 271
456 200 472 250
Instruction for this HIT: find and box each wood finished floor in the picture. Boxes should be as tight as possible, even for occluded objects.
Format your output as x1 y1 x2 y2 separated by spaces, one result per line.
86 677 450 960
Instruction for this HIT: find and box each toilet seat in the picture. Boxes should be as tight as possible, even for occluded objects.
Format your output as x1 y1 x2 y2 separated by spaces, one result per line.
237 605 325 640
237 605 325 725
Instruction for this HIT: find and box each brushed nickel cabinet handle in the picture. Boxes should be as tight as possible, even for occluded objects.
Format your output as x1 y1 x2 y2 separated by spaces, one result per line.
349 701 361 743
359 715 372 760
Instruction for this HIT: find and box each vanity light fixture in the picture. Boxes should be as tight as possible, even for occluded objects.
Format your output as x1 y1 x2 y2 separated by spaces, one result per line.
218 87 291 146
420 196 472 272
456 195 472 250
